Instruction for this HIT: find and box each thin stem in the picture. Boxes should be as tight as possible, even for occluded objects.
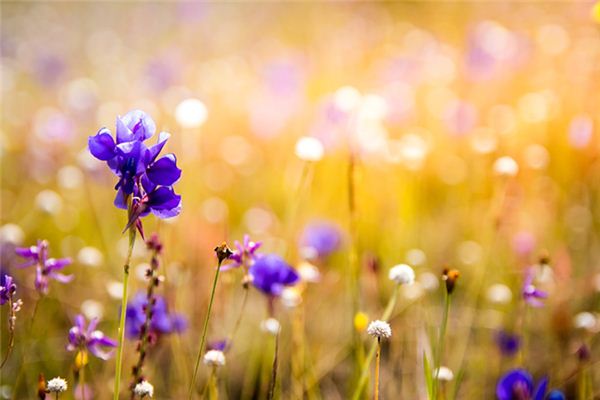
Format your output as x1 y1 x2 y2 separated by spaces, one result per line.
433 292 451 400
374 338 381 400
80 364 86 400
113 224 137 400
351 285 400 400
189 258 224 399
0 298 16 368
226 286 249 349
267 331 280 400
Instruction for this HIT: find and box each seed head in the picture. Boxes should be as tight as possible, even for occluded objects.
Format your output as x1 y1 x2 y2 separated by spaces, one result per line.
203 349 226 367
366 320 392 339
133 380 154 398
46 377 68 393
388 264 415 285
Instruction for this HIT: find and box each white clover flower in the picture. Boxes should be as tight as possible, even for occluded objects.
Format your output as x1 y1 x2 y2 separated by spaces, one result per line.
493 156 519 177
46 377 68 393
295 136 324 161
434 366 454 381
389 264 415 285
133 380 154 398
260 318 281 335
366 320 392 339
203 350 226 367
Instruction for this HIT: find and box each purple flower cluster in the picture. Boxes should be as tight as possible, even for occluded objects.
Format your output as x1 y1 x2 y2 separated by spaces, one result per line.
299 221 342 260
522 268 547 307
496 369 565 400
0 274 16 305
15 240 72 295
223 234 300 297
88 110 182 230
67 314 117 360
125 292 187 339
249 254 299 297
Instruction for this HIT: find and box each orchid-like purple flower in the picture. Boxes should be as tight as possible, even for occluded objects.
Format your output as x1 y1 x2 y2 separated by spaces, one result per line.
0 274 16 305
522 268 547 307
67 314 117 360
15 240 73 295
125 292 187 339
299 221 342 260
249 254 299 297
224 234 262 270
88 110 182 232
496 369 547 400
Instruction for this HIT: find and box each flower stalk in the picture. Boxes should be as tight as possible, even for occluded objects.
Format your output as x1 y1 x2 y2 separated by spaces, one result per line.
189 243 232 399
114 203 137 400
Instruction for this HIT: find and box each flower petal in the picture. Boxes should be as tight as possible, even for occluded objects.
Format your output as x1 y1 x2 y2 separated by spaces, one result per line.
120 110 156 142
146 154 181 186
45 257 72 272
145 131 171 163
88 128 116 161
147 187 181 218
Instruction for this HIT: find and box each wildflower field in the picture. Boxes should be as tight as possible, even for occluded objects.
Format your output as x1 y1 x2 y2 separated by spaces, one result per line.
1 2 600 399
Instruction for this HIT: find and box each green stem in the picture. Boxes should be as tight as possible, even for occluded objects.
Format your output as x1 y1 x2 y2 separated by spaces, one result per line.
113 224 137 400
188 259 224 399
433 292 451 400
351 285 399 400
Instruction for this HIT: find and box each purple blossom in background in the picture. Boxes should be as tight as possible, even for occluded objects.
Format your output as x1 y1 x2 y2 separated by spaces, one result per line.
249 254 299 296
207 339 228 352
88 110 182 231
495 331 520 357
547 390 566 400
125 292 187 339
224 234 262 270
67 314 117 360
496 369 547 400
522 268 547 307
0 274 16 305
299 221 342 260
15 240 73 294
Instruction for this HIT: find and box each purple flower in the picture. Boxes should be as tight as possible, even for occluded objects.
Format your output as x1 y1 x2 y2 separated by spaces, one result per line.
125 292 187 339
547 390 565 400
67 314 117 360
522 268 547 307
88 110 182 229
0 274 16 305
495 331 520 357
207 339 228 352
249 254 299 296
15 240 73 295
224 235 262 270
299 222 342 260
496 369 547 400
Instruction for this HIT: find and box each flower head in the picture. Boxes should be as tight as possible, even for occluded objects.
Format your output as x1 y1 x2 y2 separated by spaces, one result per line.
67 314 117 360
522 268 547 307
299 222 342 260
226 235 262 270
203 349 226 367
434 366 454 381
442 268 460 294
388 264 415 285
367 320 392 339
46 377 68 393
260 318 281 335
133 380 154 398
88 110 182 232
495 331 521 357
15 240 73 295
496 369 548 400
125 292 187 339
249 254 299 296
0 274 17 305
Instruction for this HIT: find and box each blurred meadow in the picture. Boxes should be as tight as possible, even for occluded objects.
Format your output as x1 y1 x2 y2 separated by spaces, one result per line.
1 1 600 399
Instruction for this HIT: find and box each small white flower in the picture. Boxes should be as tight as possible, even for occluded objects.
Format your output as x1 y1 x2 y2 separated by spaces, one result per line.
434 366 454 381
203 350 226 367
574 312 597 332
486 283 513 304
133 380 154 398
281 287 302 308
493 156 519 177
366 320 392 339
46 377 68 393
295 136 324 161
260 318 281 335
389 264 415 285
